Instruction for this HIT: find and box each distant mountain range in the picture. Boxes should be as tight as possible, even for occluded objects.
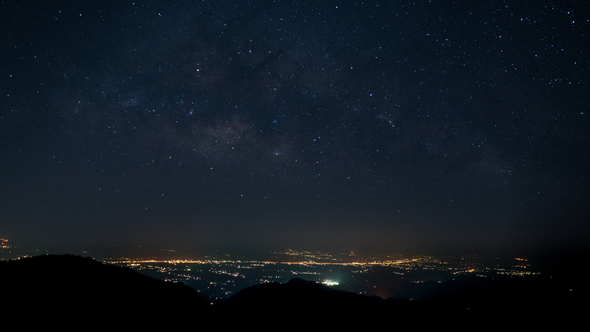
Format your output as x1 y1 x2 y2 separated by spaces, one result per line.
1 255 581 329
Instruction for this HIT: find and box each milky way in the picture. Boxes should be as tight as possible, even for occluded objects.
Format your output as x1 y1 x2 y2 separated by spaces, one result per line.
1 1 589 256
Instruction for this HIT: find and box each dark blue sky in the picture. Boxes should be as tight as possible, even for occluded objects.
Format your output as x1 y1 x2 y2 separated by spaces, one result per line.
1 1 589 257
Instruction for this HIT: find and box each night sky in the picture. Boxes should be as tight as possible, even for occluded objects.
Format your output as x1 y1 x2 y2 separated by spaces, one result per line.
1 1 589 257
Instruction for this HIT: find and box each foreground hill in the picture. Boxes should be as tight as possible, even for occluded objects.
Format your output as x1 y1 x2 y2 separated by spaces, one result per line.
213 277 414 328
0 255 209 328
1 254 581 329
213 274 579 329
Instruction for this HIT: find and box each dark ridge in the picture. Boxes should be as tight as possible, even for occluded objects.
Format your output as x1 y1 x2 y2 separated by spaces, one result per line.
0 254 210 328
213 275 580 329
215 276 387 312
212 277 401 328
1 255 582 329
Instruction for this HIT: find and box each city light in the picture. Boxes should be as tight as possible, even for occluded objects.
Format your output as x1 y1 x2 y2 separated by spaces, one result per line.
105 249 540 300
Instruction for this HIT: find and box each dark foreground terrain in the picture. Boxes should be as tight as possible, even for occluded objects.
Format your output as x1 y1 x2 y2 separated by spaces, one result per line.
1 255 581 329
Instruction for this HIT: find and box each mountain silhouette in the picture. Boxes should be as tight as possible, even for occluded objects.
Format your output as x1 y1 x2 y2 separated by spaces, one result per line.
1 254 581 329
212 277 417 328
0 255 209 329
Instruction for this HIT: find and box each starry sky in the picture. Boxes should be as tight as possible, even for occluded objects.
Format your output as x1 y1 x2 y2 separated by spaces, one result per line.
1 1 589 257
